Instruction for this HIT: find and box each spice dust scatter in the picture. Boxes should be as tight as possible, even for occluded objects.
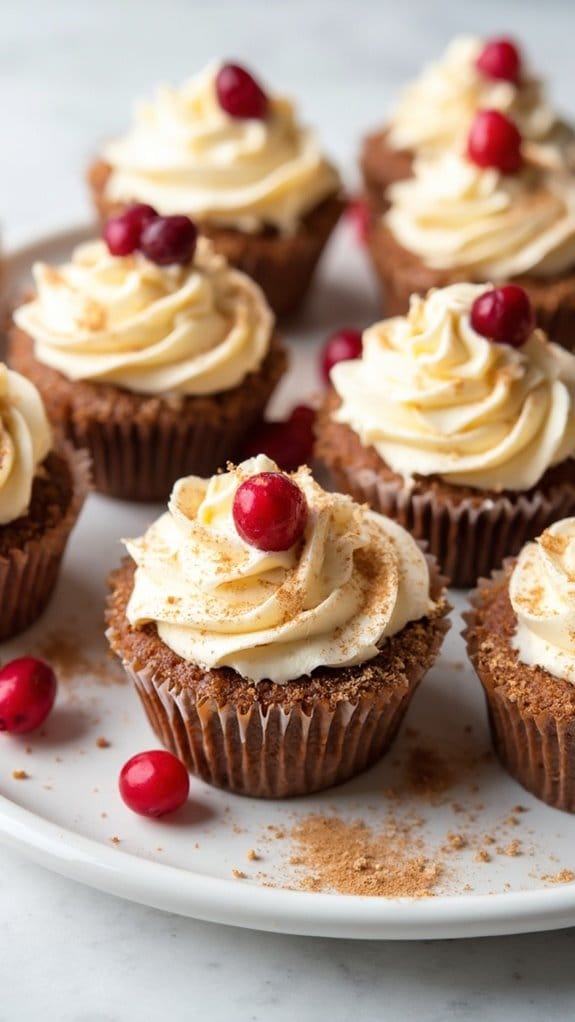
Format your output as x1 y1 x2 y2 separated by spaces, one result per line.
286 814 443 897
33 630 124 685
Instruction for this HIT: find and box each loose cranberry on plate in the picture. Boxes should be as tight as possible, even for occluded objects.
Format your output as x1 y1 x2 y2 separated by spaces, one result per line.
119 750 190 818
470 285 535 347
0 657 57 734
233 471 308 551
467 109 523 174
320 328 363 384
103 204 158 256
139 215 198 266
476 37 522 84
215 63 268 120
240 405 316 472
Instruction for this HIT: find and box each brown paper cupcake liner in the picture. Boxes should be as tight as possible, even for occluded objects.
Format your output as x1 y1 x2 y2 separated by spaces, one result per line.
0 444 90 642
326 459 575 589
88 160 344 319
463 567 575 812
106 556 449 799
64 410 271 503
9 325 287 502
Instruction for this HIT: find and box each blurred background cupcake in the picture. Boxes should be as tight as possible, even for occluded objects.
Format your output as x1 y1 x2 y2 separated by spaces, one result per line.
9 212 286 501
89 61 343 317
316 281 575 587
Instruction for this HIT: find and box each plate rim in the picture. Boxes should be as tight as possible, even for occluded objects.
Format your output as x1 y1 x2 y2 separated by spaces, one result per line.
3 223 575 941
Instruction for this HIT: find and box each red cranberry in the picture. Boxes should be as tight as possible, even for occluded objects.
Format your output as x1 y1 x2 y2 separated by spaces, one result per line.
215 63 268 120
140 215 198 266
103 204 158 256
0 657 57 734
470 285 535 347
346 197 370 245
233 472 308 551
476 38 521 84
320 328 363 384
240 405 316 472
119 750 190 818
467 109 522 174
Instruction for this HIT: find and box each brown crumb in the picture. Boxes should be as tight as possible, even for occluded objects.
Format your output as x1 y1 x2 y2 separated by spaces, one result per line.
100 812 108 819
502 840 522 857
542 869 575 884
445 832 467 851
512 805 529 814
232 869 246 880
475 850 492 863
404 746 455 799
12 770 29 780
96 737 110 749
110 836 121 845
246 849 259 862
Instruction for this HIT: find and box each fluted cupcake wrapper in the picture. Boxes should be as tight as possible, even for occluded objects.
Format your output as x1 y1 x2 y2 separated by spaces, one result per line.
0 444 90 642
463 568 575 813
64 410 270 503
325 461 575 589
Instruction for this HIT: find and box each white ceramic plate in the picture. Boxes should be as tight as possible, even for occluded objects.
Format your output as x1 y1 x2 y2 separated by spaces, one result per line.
2 223 575 941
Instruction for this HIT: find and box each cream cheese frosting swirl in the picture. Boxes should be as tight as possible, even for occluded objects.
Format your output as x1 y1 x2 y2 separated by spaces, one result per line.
102 61 340 235
387 35 565 157
13 238 274 396
510 518 575 683
124 455 434 684
331 283 575 492
385 150 575 279
0 364 52 526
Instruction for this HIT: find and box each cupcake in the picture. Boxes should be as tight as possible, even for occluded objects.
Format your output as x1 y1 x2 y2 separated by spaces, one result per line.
361 35 572 213
465 517 575 812
369 113 575 348
10 219 286 502
106 455 449 798
0 363 89 641
315 282 575 588
88 61 343 317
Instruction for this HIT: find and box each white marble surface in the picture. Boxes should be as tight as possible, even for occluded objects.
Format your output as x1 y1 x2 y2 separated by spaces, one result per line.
3 1 575 1018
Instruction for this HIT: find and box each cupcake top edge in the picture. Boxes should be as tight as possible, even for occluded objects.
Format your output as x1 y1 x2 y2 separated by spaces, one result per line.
510 516 575 683
331 281 575 492
0 362 52 526
12 235 275 397
387 34 562 158
100 60 341 235
123 454 440 684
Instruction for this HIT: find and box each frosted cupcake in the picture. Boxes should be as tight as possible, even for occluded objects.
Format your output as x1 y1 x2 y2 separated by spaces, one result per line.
106 455 449 798
10 219 286 502
0 364 88 640
361 35 573 211
369 111 575 348
316 282 575 588
465 517 575 812
89 61 343 317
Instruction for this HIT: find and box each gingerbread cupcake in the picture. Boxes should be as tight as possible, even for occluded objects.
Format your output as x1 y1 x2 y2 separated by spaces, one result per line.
88 61 343 317
369 107 575 347
361 35 572 213
10 217 286 502
0 363 88 641
316 282 575 588
465 517 575 812
106 455 449 798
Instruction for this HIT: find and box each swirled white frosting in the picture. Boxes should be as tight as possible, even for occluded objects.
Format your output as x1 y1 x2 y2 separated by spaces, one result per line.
385 150 575 279
102 61 340 235
0 364 52 526
510 517 575 683
331 283 575 492
13 238 274 396
387 36 564 157
124 455 435 684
